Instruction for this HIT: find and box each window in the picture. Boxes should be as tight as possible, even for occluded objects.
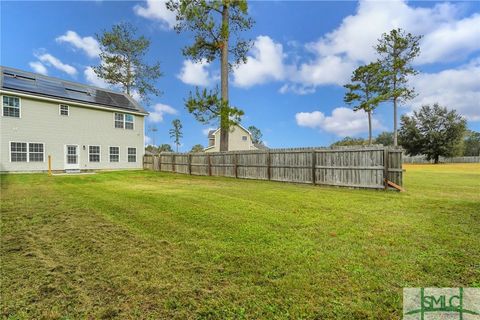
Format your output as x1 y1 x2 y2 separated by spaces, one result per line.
59 104 69 116
67 146 78 164
10 142 27 162
10 142 45 162
127 148 136 163
242 136 247 141
89 146 100 162
125 114 134 130
110 147 119 162
3 96 20 118
114 113 124 128
114 113 134 129
29 143 44 162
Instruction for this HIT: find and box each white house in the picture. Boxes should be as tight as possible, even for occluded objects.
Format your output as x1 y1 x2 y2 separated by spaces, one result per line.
204 124 264 152
0 66 147 172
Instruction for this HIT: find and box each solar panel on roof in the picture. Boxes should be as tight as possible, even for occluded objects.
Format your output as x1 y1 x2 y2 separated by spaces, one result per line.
1 66 144 113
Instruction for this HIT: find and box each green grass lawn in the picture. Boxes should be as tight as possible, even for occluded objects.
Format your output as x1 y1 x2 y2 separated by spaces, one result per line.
1 164 479 319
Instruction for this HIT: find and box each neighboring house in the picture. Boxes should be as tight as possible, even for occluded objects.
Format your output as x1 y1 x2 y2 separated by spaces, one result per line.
204 124 261 152
0 66 148 172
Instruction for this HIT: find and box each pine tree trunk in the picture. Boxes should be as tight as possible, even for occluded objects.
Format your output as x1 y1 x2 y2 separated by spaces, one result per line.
219 4 229 152
368 110 372 145
393 97 398 147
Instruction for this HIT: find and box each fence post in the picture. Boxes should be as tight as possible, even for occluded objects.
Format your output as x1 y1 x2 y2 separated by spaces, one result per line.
234 152 238 178
158 155 162 172
188 153 192 175
311 150 316 185
172 154 176 173
207 154 212 176
383 148 389 189
266 151 271 180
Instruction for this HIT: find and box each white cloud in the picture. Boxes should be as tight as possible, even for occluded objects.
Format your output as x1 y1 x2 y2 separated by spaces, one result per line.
410 59 480 121
418 14 480 64
272 0 480 94
279 84 315 95
295 55 357 87
56 31 101 58
148 103 178 123
35 53 77 76
307 0 468 64
296 107 384 136
177 59 213 86
233 35 286 87
134 0 176 29
84 66 110 88
29 62 48 75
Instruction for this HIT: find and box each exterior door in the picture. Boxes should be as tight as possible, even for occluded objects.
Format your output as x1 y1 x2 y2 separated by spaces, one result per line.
64 145 80 170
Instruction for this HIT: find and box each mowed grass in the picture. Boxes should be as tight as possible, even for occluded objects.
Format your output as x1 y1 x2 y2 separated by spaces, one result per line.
1 164 479 319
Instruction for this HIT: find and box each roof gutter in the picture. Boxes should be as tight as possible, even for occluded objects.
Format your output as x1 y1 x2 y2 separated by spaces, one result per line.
0 89 149 116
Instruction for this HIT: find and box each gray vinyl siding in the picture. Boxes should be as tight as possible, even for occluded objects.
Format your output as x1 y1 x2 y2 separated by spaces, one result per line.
0 94 145 172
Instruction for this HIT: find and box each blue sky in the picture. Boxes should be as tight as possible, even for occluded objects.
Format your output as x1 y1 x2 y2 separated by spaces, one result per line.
2 0 479 150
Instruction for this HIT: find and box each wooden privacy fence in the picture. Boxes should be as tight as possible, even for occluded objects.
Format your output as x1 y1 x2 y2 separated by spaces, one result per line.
403 155 480 164
144 146 403 190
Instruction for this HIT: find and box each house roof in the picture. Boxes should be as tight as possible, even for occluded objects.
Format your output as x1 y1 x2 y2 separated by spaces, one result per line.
0 66 147 115
208 124 252 137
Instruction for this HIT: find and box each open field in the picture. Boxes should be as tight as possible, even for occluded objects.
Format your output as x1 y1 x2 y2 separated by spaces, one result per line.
1 164 479 319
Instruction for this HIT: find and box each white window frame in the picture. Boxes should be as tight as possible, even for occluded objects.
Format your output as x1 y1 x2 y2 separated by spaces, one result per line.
9 141 45 163
59 104 69 116
114 112 124 129
9 141 27 162
114 112 134 130
88 145 101 163
127 147 137 163
109 146 120 162
28 142 45 162
2 95 21 118
125 114 135 130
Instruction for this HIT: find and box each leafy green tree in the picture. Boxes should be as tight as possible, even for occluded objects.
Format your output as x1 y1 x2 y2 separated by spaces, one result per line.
330 137 367 147
94 22 162 102
344 62 386 145
399 104 467 163
167 0 253 151
375 132 394 146
169 119 183 152
158 144 173 153
247 125 263 144
190 144 205 153
376 28 422 146
463 130 480 156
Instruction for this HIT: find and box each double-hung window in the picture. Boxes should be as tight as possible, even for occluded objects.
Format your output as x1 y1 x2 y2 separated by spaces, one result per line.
114 113 134 130
114 113 124 128
10 142 27 162
10 142 44 162
109 147 119 162
29 143 44 162
3 96 20 118
59 104 69 116
125 114 134 130
89 146 100 162
127 148 136 163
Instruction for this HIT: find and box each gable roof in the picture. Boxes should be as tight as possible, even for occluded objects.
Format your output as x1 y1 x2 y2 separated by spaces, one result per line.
0 66 147 115
209 124 252 137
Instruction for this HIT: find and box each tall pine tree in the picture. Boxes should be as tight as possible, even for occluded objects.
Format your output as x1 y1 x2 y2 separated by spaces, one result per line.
167 0 253 151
